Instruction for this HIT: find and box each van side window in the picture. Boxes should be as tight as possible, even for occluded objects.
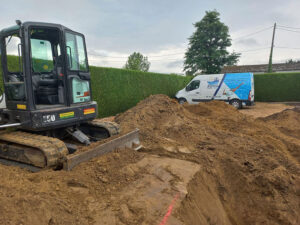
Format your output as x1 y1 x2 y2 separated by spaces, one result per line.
186 80 200 91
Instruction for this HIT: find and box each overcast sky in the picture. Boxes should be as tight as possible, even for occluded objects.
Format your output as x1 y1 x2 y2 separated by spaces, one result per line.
1 0 300 73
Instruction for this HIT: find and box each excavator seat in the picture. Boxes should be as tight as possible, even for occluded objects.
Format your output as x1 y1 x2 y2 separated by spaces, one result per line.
5 74 25 101
36 74 59 104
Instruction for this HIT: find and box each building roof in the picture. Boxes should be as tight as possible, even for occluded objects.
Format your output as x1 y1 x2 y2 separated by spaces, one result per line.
221 62 300 73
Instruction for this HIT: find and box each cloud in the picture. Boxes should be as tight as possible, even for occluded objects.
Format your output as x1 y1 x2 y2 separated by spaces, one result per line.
166 60 184 69
1 0 300 72
236 38 259 47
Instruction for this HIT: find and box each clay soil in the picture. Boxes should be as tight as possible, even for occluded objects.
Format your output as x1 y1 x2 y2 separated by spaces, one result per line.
0 95 299 225
240 102 294 118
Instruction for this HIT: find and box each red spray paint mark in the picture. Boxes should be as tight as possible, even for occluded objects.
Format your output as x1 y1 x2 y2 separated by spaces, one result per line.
159 193 180 225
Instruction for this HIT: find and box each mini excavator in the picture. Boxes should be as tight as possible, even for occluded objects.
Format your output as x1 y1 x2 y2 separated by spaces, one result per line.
0 21 140 171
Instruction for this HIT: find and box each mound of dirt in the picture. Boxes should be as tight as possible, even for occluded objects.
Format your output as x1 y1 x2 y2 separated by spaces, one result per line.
262 108 300 139
0 149 144 225
116 94 300 225
115 95 241 153
0 94 299 225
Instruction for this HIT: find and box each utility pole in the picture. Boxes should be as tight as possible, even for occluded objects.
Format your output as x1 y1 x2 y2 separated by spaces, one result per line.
268 23 276 73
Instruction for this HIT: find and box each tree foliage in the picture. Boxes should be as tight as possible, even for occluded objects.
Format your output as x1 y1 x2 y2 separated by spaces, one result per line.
286 59 300 64
124 52 150 72
184 10 240 75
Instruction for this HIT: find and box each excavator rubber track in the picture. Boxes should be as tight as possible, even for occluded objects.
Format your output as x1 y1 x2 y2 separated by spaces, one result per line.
0 131 68 168
87 120 121 136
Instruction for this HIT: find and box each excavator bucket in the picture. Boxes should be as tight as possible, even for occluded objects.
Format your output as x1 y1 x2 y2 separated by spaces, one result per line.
63 129 141 170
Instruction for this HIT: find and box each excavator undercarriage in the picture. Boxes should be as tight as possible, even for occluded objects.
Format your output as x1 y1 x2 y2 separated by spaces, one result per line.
0 121 140 171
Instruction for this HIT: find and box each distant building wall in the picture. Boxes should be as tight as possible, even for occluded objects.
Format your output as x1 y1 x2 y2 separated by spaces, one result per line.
221 63 300 74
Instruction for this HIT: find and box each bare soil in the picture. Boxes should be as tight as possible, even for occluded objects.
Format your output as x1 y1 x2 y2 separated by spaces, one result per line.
0 95 299 225
240 102 294 118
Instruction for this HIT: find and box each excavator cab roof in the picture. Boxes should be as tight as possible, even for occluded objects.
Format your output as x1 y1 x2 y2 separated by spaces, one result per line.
0 21 72 35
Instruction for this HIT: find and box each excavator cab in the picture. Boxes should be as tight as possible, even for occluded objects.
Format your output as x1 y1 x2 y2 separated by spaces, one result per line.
0 21 97 131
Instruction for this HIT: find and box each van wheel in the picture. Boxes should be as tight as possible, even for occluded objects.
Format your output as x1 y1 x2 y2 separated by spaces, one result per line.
230 99 241 109
178 98 187 104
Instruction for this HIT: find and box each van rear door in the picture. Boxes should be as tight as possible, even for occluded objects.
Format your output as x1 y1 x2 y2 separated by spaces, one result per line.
250 73 254 102
222 73 252 101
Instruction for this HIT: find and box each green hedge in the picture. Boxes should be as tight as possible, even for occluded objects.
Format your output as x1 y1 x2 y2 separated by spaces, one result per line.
90 66 190 117
254 72 300 101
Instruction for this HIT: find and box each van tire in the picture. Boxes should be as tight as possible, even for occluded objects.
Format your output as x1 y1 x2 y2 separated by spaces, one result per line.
230 99 242 109
178 98 187 104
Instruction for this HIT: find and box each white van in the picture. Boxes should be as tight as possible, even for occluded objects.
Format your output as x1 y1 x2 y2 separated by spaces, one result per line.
175 73 254 109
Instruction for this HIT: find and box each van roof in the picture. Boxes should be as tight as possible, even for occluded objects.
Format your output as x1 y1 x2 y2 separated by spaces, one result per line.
192 72 253 80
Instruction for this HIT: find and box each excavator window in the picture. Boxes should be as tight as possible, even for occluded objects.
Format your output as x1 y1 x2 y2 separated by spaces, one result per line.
6 35 22 75
65 32 88 71
29 28 64 107
30 39 54 73
65 32 91 103
4 34 25 101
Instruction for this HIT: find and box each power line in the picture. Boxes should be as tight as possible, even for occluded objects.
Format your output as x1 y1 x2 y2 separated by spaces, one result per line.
88 51 185 59
232 26 273 41
89 47 272 60
275 46 300 50
277 27 300 34
150 58 183 62
277 24 300 30
88 23 300 66
89 58 126 63
149 52 185 58
238 47 270 53
90 46 291 64
89 57 184 63
88 26 274 60
89 47 271 63
88 52 127 58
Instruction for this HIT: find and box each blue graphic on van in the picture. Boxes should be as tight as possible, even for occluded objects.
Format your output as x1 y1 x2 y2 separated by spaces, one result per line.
207 78 219 88
223 73 252 100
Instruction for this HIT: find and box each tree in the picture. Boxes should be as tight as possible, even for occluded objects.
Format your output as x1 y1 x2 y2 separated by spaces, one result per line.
124 52 150 72
286 59 300 64
184 10 240 75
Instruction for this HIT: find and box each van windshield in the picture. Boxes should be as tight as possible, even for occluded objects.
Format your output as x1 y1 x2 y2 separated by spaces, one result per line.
186 80 200 91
